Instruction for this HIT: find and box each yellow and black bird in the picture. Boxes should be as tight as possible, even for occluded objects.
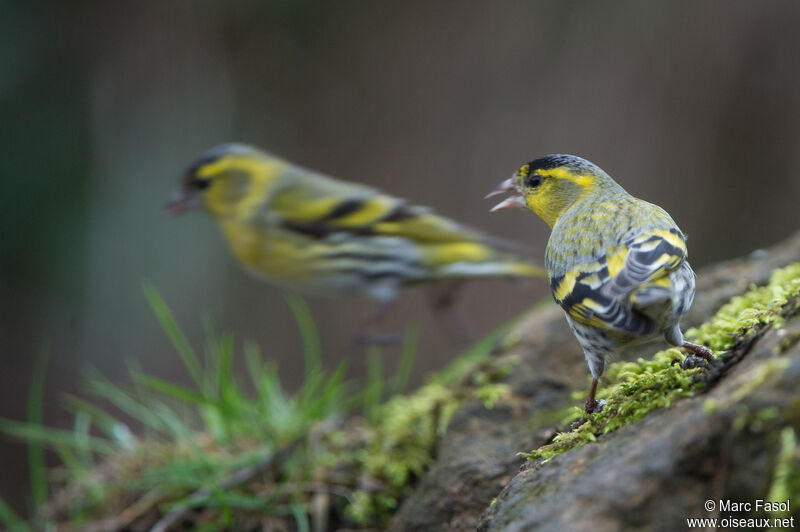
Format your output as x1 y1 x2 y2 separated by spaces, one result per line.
168 143 545 313
488 154 713 414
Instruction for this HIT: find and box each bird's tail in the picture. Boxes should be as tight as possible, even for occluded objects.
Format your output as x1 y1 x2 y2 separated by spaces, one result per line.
421 241 547 280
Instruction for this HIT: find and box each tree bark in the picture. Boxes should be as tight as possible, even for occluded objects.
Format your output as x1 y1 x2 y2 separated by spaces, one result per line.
390 231 800 531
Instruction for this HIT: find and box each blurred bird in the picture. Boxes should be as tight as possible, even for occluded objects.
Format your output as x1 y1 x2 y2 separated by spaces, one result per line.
167 143 545 334
487 154 713 414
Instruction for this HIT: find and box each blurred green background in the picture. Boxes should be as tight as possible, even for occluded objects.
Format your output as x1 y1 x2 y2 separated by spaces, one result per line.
3 0 800 515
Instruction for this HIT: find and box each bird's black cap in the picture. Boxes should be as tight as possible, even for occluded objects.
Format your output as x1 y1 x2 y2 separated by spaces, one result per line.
527 154 599 174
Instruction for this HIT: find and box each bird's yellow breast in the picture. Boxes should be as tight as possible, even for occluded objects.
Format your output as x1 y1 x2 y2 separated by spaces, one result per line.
220 220 314 281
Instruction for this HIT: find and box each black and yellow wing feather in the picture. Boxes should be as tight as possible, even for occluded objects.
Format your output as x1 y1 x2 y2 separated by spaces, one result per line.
550 228 687 336
268 172 516 246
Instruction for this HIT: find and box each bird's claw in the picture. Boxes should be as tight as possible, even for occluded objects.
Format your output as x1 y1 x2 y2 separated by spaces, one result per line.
679 341 715 370
680 355 709 370
585 398 606 414
570 399 606 431
570 418 588 430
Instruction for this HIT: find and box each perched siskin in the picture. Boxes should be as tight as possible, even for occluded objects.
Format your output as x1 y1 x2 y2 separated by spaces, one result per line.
167 143 545 307
488 154 713 414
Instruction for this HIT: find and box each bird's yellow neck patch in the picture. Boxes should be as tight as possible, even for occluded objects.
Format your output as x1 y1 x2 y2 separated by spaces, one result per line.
201 156 287 220
523 168 597 228
526 193 570 229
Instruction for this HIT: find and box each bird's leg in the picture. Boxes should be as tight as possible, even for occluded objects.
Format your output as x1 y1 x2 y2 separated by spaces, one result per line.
353 301 404 347
428 280 463 310
584 378 604 414
664 326 715 370
570 378 605 430
426 281 471 345
680 341 715 370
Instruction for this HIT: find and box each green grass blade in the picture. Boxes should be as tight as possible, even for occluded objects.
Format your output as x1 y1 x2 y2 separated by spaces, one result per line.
0 419 117 454
364 347 383 424
149 402 195 441
143 282 203 389
62 395 136 449
244 342 273 404
0 496 30 532
284 293 321 375
72 411 93 468
245 345 281 414
291 503 310 532
84 370 170 434
244 342 263 381
54 444 81 478
132 373 209 406
299 361 349 422
27 342 49 509
318 361 348 410
216 332 240 408
392 324 418 395
201 316 219 398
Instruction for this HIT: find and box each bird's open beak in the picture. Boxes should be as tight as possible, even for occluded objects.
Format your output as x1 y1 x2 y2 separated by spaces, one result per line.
165 189 201 215
486 176 526 212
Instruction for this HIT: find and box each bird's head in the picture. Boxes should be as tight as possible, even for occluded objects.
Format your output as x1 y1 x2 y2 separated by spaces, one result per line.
486 154 616 228
167 143 285 219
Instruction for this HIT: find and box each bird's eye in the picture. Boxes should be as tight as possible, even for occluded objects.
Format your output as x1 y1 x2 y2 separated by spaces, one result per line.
193 178 212 190
525 175 542 188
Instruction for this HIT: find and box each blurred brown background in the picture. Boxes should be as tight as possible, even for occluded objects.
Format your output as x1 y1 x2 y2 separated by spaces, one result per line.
2 0 800 515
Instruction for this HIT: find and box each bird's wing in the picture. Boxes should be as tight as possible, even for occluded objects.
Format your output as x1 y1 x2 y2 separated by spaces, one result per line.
267 171 518 246
549 227 687 335
600 228 687 300
550 260 656 337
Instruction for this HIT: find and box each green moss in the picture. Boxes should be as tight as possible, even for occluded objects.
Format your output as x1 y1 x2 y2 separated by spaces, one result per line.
333 381 459 524
775 329 800 354
732 359 791 405
340 354 518 526
523 262 800 462
474 383 511 409
766 427 799 519
470 355 518 408
523 348 699 462
688 262 800 351
527 406 577 434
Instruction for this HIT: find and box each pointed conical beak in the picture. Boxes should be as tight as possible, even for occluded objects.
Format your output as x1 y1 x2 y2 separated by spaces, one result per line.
489 195 526 212
485 177 516 199
486 176 526 212
165 188 201 215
